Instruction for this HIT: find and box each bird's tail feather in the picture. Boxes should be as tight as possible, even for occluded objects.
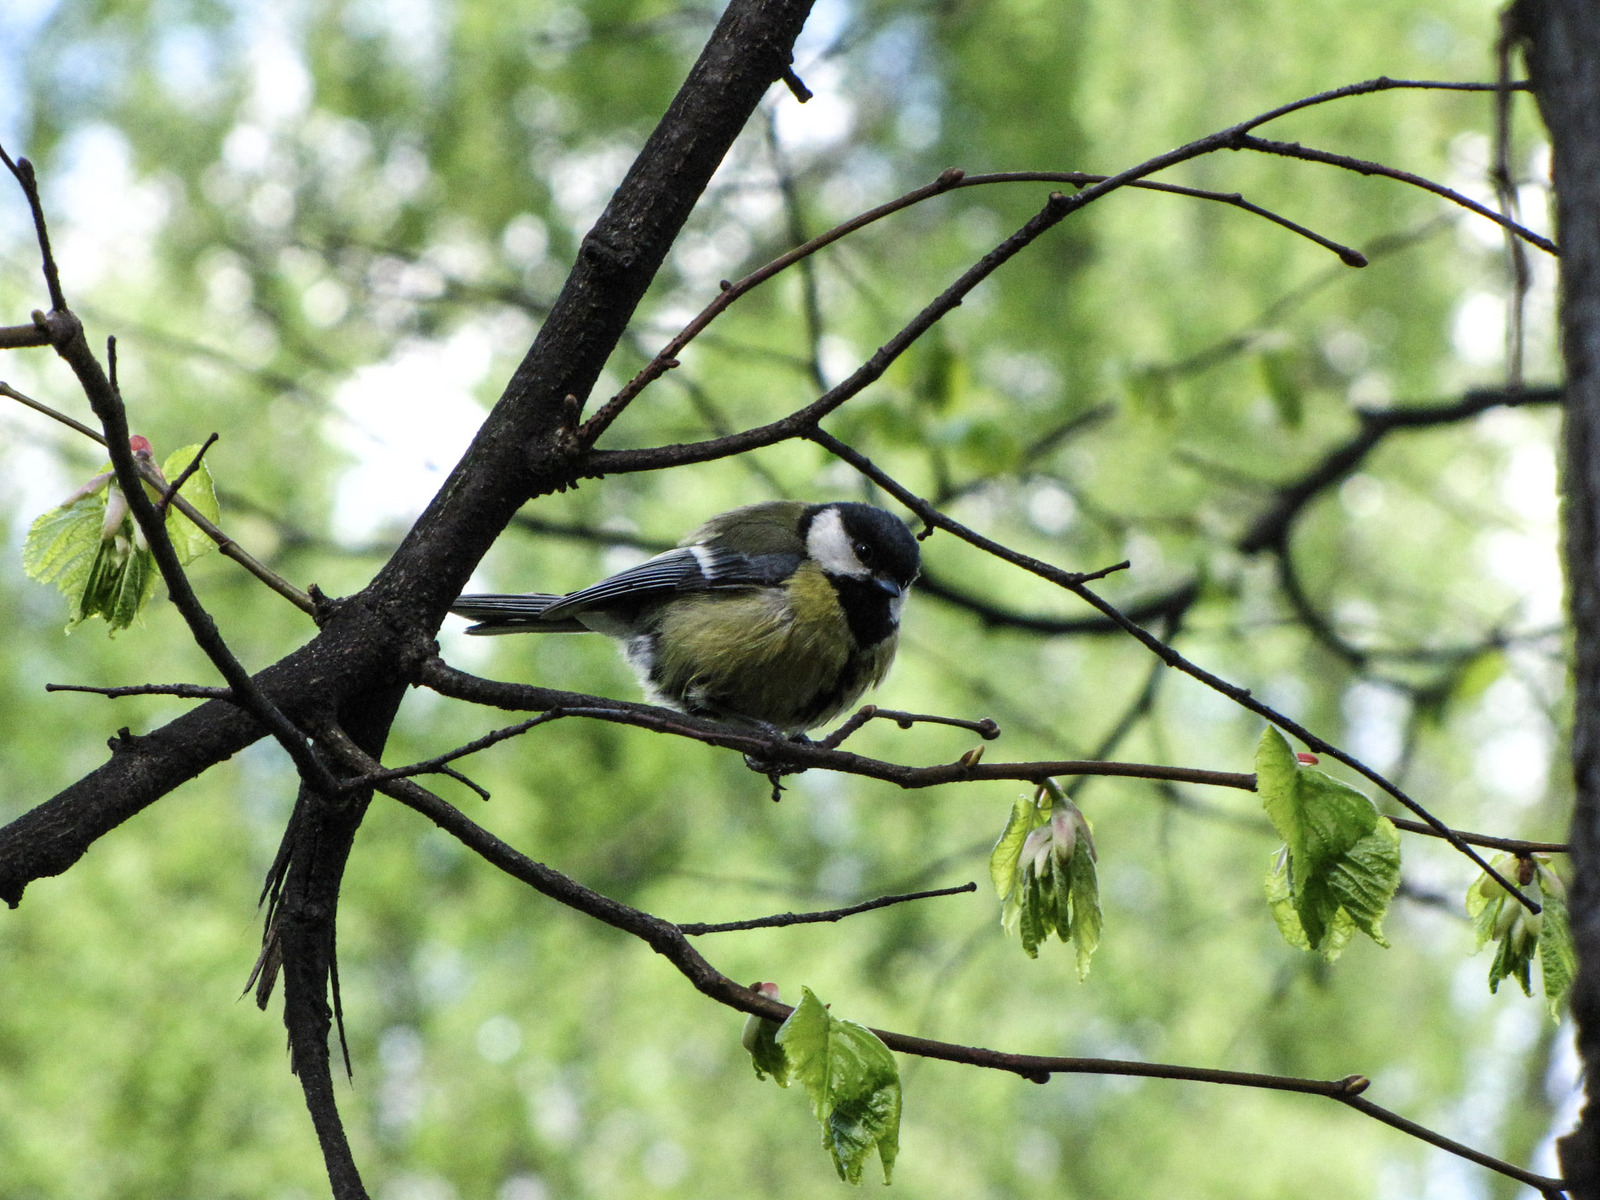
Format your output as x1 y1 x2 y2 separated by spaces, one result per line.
449 593 588 634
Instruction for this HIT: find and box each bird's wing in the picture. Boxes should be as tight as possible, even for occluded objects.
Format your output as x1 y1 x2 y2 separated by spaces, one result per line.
537 544 796 621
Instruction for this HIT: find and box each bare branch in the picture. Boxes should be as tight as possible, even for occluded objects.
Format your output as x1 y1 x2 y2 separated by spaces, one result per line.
0 146 68 312
583 78 1546 462
677 882 977 934
0 321 53 349
1389 816 1567 856
588 179 1079 468
963 170 1366 264
153 432 219 517
417 657 1258 792
815 704 1002 750
45 682 233 701
341 710 574 789
1236 133 1556 254
0 380 105 441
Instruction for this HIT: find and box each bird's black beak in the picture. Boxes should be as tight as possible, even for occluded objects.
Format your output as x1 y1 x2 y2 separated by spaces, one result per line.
873 576 904 598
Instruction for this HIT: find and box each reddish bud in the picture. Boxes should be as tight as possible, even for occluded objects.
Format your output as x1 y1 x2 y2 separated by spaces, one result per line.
129 435 152 455
1296 752 1319 765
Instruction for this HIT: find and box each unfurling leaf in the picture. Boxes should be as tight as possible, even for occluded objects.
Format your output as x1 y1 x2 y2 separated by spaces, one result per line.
22 439 220 633
741 982 790 1085
774 988 901 1185
1257 727 1399 960
1467 854 1573 1018
989 779 1101 975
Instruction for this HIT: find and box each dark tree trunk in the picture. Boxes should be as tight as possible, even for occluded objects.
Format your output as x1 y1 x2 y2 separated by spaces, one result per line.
1518 1 1600 1194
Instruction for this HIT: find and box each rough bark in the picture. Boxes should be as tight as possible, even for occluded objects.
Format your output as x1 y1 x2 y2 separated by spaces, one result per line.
1517 1 1600 1194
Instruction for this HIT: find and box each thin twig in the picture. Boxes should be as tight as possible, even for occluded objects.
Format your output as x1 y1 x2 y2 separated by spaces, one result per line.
417 657 1257 792
154 432 218 517
1337 1091 1564 1197
436 765 491 802
965 171 1367 265
45 682 233 700
1235 134 1557 254
0 381 104 441
343 710 575 789
677 882 977 934
1388 816 1567 855
779 66 812 103
0 147 67 311
815 705 1002 750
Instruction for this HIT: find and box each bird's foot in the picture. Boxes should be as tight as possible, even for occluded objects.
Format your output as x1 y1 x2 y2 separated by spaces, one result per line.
742 729 811 801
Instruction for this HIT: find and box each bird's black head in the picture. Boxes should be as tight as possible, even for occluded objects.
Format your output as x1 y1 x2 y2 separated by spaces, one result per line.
803 503 920 589
802 503 920 646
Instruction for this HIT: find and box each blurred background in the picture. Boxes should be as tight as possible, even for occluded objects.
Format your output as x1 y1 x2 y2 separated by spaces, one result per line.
0 0 1571 1197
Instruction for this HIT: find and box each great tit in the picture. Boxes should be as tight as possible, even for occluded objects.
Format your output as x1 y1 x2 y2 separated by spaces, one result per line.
451 500 921 734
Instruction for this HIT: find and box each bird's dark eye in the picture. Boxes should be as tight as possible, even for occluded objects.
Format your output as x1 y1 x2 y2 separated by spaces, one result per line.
854 540 875 565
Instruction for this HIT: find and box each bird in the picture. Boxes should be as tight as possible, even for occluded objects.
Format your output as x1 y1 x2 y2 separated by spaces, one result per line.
451 500 921 734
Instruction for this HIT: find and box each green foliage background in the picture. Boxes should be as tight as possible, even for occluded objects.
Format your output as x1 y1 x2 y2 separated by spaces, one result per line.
0 0 1570 1197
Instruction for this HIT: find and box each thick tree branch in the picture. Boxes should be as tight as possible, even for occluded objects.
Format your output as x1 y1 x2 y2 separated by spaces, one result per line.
1515 2 1600 1192
0 0 818 907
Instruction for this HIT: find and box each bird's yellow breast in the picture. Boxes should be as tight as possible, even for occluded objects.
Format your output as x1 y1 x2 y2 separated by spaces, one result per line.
644 566 893 731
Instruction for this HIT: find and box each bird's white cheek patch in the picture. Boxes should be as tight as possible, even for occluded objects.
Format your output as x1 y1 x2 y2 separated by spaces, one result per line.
889 591 906 623
806 507 865 576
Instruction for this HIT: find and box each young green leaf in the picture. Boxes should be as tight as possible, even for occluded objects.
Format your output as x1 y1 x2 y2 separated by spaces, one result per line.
1538 871 1576 1020
1257 727 1399 959
775 988 901 1185
21 440 221 633
1068 841 1102 978
989 781 1102 974
157 444 221 564
989 794 1035 904
1467 854 1573 1018
24 482 158 634
23 493 111 602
